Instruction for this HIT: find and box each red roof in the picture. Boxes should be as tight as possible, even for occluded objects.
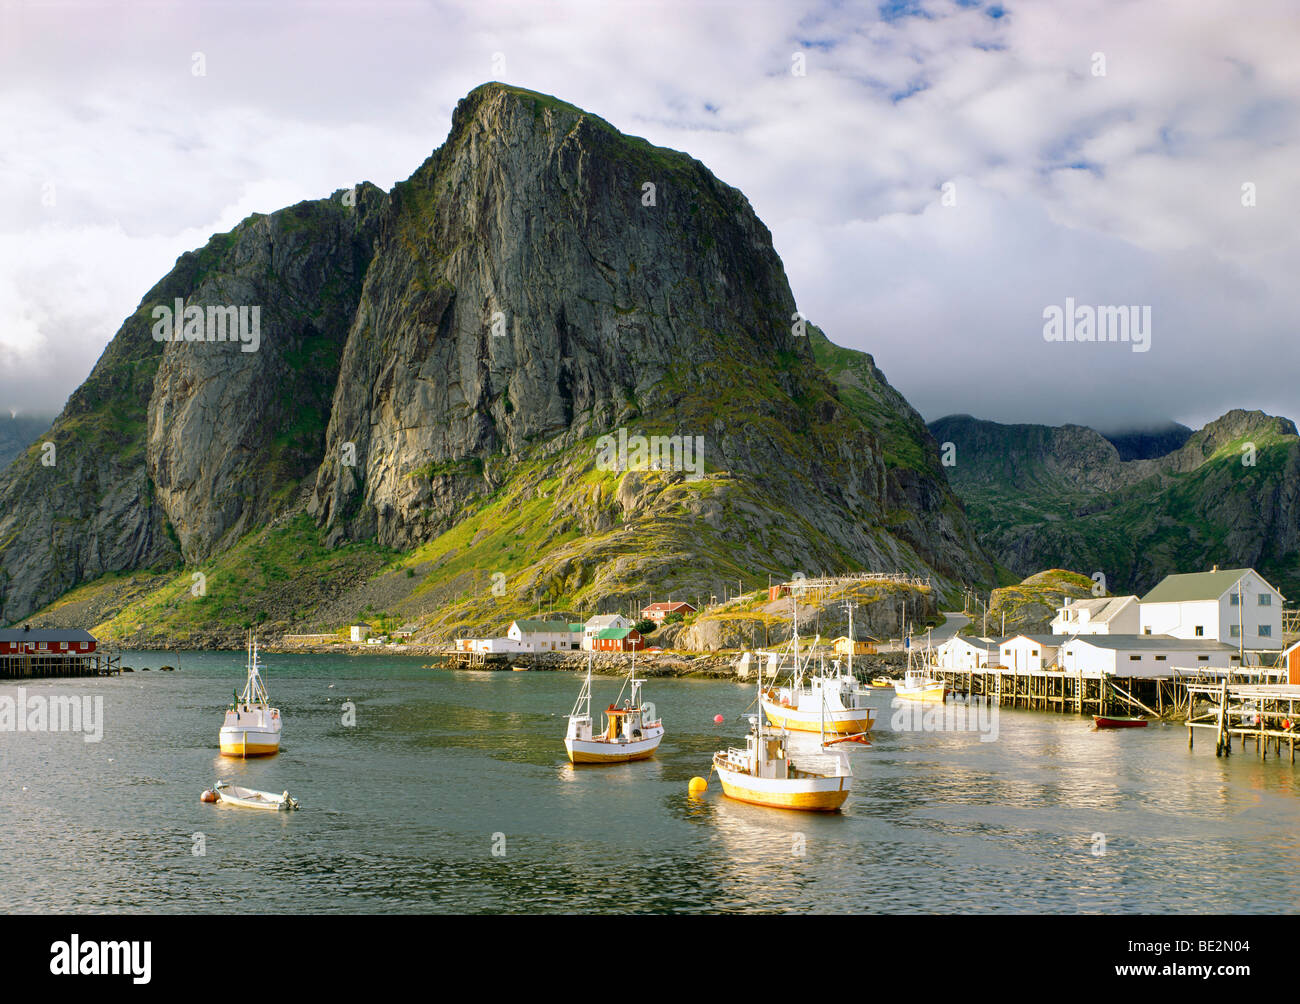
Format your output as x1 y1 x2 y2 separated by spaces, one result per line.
642 601 695 614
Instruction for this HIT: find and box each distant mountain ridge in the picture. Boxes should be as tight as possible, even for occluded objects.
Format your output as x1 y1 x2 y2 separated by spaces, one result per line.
0 414 53 469
1097 422 1193 461
928 410 1300 599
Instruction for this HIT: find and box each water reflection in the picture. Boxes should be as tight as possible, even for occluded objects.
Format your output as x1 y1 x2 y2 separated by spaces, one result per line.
4 653 1300 913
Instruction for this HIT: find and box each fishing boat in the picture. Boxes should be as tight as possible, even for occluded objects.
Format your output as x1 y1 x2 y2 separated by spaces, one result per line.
893 629 947 702
871 676 895 688
1093 715 1149 729
759 598 876 735
219 634 282 757
895 666 947 702
209 781 299 811
564 653 664 764
713 676 853 812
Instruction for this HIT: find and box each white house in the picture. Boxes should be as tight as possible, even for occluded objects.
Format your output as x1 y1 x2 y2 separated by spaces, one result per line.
350 624 371 643
508 619 583 652
1059 635 1243 679
1050 595 1140 636
998 635 1061 672
1139 568 1284 650
582 614 632 651
935 635 1003 670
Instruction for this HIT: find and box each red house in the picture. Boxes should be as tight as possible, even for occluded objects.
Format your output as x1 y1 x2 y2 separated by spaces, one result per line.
0 628 97 655
640 601 696 625
593 627 645 652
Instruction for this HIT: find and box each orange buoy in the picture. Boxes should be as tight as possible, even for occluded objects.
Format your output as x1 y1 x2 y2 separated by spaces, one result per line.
200 789 217 803
713 714 724 723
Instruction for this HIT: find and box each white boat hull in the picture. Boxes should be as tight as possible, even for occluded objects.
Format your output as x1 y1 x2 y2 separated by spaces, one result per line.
713 756 850 811
214 784 298 811
565 727 663 763
220 708 281 757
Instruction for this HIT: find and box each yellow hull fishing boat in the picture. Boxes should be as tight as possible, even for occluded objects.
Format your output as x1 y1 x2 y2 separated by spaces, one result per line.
895 630 947 702
219 634 282 757
712 673 854 813
758 598 876 735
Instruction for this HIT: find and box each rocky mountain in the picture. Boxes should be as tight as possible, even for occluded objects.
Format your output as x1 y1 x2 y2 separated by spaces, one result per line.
2 83 995 645
929 410 1300 599
975 569 1095 637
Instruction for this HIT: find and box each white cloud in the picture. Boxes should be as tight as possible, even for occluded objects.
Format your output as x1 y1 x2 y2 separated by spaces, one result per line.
0 0 1296 430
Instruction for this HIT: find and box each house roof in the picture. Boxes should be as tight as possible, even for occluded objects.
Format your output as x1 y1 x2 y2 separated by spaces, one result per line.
1002 634 1062 647
1057 595 1138 622
0 629 95 643
1065 634 1239 653
595 627 639 640
1140 568 1266 604
943 635 1003 650
642 601 695 613
512 619 572 633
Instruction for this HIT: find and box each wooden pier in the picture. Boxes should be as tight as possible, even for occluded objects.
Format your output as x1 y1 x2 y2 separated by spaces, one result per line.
0 651 120 679
1185 680 1300 761
929 665 1175 718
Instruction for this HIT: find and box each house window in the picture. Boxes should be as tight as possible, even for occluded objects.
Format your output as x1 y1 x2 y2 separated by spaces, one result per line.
1197 656 1209 662
1259 594 1272 606
1230 625 1240 638
1155 655 1167 661
1194 626 1204 637
1230 593 1239 606
1143 627 1152 635
1129 655 1141 661
1259 625 1272 637
1032 650 1039 657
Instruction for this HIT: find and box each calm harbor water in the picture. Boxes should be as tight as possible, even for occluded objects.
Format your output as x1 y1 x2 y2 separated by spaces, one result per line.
2 651 1299 914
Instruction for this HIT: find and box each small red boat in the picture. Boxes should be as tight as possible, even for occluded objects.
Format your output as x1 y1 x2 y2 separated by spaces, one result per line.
1093 715 1148 729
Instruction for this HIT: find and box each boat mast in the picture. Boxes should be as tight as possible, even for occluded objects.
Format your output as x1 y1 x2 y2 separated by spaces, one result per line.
844 600 855 680
569 654 593 720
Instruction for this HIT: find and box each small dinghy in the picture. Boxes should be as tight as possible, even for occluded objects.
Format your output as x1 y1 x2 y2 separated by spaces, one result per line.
1093 715 1148 729
211 781 299 811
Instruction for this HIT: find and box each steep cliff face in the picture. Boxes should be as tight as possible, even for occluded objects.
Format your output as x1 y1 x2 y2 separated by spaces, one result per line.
311 85 810 546
147 187 385 560
2 82 996 638
930 410 1300 597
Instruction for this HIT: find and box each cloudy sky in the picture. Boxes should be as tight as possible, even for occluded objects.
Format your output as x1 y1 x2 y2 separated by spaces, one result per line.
2 0 1296 431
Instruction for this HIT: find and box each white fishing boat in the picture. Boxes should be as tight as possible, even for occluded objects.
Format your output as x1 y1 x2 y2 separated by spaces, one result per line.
759 598 876 735
210 781 299 811
564 652 664 764
219 634 282 757
713 675 853 812
893 629 947 702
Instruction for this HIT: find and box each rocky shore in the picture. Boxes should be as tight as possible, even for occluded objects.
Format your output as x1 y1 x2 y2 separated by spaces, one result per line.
114 640 911 681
